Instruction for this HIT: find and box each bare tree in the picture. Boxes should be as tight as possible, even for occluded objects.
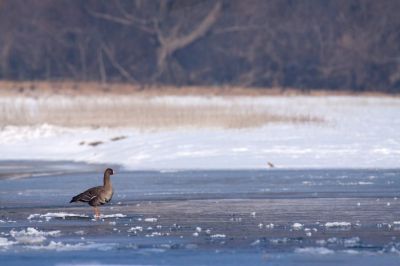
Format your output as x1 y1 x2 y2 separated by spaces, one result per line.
89 0 222 82
0 0 399 92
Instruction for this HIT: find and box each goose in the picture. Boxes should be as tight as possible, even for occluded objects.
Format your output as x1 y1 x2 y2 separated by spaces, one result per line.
70 168 114 218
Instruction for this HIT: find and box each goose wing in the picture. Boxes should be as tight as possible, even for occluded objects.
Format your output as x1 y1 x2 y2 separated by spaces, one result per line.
70 186 103 203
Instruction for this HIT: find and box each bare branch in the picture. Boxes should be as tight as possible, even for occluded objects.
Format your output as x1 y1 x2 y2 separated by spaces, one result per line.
89 10 134 26
213 25 271 34
114 0 156 32
168 2 222 51
88 9 155 33
97 48 107 85
156 1 222 71
102 44 136 83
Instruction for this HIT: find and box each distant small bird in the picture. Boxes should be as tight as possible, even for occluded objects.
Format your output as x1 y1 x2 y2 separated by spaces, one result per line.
70 168 114 218
267 162 275 168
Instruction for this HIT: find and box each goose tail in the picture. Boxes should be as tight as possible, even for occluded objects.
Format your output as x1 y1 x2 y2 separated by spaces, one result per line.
70 195 79 203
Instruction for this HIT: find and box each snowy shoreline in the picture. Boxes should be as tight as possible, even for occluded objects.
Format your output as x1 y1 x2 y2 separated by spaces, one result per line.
0 96 399 170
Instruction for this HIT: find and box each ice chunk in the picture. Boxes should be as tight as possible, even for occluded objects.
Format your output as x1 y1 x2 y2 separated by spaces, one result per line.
210 234 226 238
28 212 89 220
10 228 60 244
127 226 143 232
144 218 158 222
0 237 15 247
325 222 351 228
292 223 303 230
295 247 334 255
28 241 116 251
99 213 126 218
344 237 360 248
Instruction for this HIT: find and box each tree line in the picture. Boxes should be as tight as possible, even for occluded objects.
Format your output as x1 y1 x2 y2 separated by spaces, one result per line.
0 0 399 92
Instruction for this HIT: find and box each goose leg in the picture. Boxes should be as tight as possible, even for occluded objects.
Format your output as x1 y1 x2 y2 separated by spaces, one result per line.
93 207 100 219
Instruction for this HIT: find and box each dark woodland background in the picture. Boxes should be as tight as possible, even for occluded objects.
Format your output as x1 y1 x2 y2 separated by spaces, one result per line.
0 0 399 92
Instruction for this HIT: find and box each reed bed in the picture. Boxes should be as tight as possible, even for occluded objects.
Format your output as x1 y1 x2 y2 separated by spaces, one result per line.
0 95 323 129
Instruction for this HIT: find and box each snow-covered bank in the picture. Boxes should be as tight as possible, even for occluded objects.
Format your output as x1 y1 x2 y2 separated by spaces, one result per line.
0 96 399 170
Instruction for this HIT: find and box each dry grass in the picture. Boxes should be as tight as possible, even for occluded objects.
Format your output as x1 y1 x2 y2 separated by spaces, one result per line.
0 80 395 97
0 81 329 129
0 94 323 129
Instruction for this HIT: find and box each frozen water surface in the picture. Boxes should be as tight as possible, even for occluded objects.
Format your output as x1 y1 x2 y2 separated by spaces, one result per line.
0 161 400 265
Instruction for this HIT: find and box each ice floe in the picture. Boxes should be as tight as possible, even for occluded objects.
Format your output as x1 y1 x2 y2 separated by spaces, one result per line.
144 218 158 222
127 226 143 233
28 241 116 251
270 238 288 244
0 237 15 247
99 214 126 219
265 223 274 229
210 234 226 238
295 247 335 255
292 223 303 230
28 212 89 220
9 227 60 244
325 222 352 228
343 237 360 248
145 232 168 237
338 181 374 186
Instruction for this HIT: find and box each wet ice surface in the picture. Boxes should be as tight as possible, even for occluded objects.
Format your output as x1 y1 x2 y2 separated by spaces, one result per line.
1 161 400 265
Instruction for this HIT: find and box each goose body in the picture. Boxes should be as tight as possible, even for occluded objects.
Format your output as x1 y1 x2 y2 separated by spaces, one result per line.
70 168 114 218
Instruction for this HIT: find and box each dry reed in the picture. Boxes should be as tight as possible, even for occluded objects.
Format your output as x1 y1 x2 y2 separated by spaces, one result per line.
0 95 323 129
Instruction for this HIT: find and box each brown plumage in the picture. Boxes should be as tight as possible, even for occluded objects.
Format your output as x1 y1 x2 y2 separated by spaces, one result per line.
70 168 114 218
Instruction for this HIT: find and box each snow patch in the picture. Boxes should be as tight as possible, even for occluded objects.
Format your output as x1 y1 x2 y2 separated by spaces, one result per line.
1 96 400 169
